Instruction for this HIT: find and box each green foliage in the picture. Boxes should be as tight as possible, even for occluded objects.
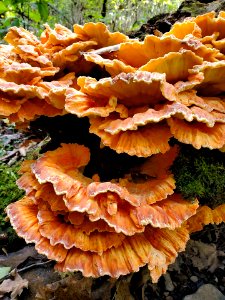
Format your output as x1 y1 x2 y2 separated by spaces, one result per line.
37 1 49 21
0 0 51 38
0 0 183 40
0 162 24 245
172 145 225 208
0 121 48 249
75 0 182 33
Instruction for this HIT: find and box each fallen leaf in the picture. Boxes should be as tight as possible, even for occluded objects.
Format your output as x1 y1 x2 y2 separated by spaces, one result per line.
186 240 225 272
0 272 28 299
0 246 40 269
35 273 92 300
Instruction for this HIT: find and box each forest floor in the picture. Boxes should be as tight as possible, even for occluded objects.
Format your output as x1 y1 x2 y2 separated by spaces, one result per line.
0 121 225 300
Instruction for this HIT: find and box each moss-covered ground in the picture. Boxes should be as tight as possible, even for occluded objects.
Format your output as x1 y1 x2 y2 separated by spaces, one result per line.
172 145 225 208
0 162 24 249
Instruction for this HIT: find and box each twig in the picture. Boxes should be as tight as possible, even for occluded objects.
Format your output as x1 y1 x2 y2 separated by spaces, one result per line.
0 260 52 284
17 260 52 273
81 44 121 56
0 149 18 161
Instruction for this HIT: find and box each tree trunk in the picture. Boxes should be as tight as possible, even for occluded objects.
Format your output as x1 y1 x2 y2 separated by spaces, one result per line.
101 0 107 17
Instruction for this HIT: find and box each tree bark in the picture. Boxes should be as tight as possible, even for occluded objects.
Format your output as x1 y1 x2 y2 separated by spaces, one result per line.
101 0 107 17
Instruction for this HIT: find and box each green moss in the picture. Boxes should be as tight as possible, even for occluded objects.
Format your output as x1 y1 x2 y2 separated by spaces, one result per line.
0 163 24 248
172 145 225 208
0 163 24 214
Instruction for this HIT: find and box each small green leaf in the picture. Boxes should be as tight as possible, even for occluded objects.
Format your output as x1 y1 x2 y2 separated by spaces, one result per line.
2 17 12 27
37 1 49 21
29 10 41 22
0 1 7 14
11 17 20 26
0 266 11 279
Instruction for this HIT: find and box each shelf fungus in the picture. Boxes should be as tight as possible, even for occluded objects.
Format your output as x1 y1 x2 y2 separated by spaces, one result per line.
7 143 199 281
3 11 225 283
73 22 129 47
66 71 177 157
40 24 81 50
65 70 225 155
0 52 75 122
0 77 65 123
164 12 225 55
185 203 225 233
40 22 129 71
113 34 219 67
4 27 53 68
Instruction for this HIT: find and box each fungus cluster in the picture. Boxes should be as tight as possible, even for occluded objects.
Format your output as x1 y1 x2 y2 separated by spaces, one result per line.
3 12 225 282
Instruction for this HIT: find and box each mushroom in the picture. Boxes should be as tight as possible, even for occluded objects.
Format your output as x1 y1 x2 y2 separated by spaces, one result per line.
3 12 225 283
185 204 225 233
7 143 199 282
6 192 191 282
